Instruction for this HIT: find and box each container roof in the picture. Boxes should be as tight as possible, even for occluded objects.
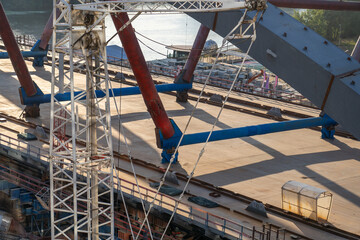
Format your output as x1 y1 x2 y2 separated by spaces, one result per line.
106 45 127 60
282 180 331 199
165 45 192 52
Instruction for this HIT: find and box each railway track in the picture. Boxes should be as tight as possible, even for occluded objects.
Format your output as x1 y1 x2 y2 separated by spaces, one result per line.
0 111 359 240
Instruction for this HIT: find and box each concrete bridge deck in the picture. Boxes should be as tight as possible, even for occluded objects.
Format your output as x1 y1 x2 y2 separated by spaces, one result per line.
0 57 359 239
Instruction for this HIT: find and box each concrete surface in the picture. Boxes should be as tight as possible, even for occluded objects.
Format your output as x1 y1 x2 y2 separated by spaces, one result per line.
0 58 359 238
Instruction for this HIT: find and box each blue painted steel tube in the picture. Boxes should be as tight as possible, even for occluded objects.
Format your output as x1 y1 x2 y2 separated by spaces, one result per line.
179 117 336 146
0 51 47 59
21 83 192 105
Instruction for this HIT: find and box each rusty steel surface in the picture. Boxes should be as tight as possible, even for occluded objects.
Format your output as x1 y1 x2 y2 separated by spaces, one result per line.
39 5 60 50
0 3 36 96
183 24 210 82
111 12 175 139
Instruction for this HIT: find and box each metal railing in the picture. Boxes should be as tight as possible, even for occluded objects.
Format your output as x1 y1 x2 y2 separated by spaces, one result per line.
0 34 37 48
0 162 171 240
0 133 48 162
116 178 285 240
106 54 314 107
0 130 288 239
0 35 312 107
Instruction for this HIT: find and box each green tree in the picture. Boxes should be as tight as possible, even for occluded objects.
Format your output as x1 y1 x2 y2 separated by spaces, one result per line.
294 10 360 43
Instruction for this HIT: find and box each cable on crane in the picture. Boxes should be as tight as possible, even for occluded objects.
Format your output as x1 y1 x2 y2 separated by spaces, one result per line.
107 56 155 240
160 11 262 239
111 48 137 240
80 44 152 239
135 8 264 239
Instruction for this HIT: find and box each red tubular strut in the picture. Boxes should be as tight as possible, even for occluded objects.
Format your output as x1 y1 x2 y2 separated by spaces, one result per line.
269 0 360 11
183 24 210 83
39 5 60 50
111 12 175 139
0 3 36 96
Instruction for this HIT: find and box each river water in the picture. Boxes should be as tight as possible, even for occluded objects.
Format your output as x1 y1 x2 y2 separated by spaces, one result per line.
3 3 223 60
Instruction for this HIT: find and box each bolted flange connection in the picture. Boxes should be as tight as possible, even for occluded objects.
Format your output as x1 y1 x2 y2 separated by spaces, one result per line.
245 0 268 10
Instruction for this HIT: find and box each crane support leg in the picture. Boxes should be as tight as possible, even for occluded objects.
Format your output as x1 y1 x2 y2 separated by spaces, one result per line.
175 24 210 102
111 12 175 139
25 1 60 67
39 6 60 50
31 4 60 67
0 3 36 97
0 2 42 117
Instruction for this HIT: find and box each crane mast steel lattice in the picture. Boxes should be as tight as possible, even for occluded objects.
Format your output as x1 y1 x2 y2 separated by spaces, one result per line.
48 0 258 239
50 1 114 239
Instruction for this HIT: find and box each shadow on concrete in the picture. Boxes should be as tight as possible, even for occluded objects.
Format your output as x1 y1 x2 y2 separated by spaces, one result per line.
110 100 231 130
196 136 360 207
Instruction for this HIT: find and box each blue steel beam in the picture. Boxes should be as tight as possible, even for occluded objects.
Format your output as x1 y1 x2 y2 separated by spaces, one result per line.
19 83 192 105
158 116 337 163
0 51 47 59
187 5 360 139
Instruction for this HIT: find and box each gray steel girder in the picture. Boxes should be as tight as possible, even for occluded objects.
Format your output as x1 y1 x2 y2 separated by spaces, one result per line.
187 4 360 139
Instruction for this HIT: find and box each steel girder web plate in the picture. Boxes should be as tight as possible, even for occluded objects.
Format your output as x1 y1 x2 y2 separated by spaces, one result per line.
187 4 360 139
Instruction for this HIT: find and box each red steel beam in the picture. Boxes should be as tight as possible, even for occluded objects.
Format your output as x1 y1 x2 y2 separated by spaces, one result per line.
183 24 210 82
39 1 60 50
269 0 360 11
111 12 175 139
0 3 36 96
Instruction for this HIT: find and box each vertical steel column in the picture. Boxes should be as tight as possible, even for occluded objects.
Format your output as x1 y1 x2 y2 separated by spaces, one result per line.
175 24 209 102
111 12 175 139
0 2 36 96
39 1 60 50
183 24 210 82
351 36 360 63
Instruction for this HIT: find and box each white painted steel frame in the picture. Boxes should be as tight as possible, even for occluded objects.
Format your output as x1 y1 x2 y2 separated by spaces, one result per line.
50 0 114 239
73 0 248 13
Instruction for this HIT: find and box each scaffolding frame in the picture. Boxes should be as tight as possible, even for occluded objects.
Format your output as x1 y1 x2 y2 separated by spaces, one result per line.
49 0 114 239
48 0 258 239
72 0 245 13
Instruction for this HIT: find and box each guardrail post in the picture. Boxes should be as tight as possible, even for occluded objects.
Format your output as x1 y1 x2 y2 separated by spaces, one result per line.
252 226 255 240
222 219 226 233
27 144 30 161
240 226 243 240
268 224 272 239
283 229 286 240
205 213 209 227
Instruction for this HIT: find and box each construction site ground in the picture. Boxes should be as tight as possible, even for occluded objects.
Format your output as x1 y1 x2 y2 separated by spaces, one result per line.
0 57 359 239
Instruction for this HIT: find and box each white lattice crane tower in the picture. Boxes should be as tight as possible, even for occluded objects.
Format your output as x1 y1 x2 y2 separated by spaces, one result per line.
49 0 261 239
50 1 114 239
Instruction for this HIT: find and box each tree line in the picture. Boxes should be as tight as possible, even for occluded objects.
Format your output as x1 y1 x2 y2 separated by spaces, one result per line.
294 10 360 45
